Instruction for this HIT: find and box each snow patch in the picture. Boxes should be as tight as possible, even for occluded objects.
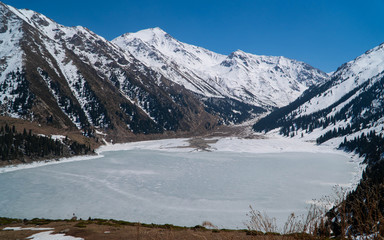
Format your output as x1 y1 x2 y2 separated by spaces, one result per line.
26 231 83 240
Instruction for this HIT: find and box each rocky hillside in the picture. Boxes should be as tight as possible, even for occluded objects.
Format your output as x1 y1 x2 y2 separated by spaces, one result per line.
0 2 219 142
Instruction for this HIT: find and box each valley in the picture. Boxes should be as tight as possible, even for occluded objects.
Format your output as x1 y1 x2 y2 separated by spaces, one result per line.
1 1 384 238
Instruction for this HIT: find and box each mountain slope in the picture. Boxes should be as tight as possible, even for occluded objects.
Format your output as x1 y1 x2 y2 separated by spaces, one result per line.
253 42 384 147
113 28 329 109
0 3 218 141
252 40 384 239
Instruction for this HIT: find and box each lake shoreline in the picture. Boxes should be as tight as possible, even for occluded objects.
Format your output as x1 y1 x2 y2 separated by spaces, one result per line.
0 134 364 177
0 140 363 229
0 123 366 231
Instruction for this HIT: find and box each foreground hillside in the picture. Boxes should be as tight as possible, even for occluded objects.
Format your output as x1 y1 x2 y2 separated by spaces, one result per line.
0 218 329 240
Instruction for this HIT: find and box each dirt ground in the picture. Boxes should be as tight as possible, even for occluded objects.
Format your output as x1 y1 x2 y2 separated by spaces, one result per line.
175 121 267 151
0 219 304 240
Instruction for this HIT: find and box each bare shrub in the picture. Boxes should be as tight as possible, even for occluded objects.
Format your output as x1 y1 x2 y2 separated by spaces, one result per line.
245 206 279 234
246 191 338 238
201 221 218 229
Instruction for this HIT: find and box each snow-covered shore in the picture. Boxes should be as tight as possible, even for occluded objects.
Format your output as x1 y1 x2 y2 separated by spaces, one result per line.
0 133 365 189
0 154 103 174
96 133 343 154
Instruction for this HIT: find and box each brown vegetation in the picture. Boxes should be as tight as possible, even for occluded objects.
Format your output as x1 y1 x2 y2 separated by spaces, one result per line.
0 218 327 240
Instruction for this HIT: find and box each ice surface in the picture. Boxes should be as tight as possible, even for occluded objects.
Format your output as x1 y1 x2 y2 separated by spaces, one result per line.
0 138 360 229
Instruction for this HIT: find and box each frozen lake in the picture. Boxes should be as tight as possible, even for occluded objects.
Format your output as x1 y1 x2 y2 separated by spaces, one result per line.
0 139 359 229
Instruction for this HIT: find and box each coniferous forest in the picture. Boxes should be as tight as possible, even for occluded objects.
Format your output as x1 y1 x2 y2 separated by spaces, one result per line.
323 131 384 236
0 124 92 162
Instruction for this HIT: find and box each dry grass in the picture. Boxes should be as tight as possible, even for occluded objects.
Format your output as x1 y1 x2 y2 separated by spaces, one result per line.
245 205 327 240
244 186 361 240
0 218 330 240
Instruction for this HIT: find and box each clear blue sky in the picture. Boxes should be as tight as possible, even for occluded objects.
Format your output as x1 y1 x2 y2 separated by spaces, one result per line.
4 0 384 72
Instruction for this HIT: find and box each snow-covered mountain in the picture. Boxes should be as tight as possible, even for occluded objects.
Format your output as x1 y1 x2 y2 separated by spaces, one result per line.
0 1 332 141
0 2 218 141
113 28 329 108
254 41 384 147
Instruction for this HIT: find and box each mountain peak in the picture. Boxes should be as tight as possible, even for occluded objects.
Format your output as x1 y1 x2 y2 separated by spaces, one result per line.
232 49 246 54
228 49 252 60
120 27 171 43
150 27 167 33
138 27 168 36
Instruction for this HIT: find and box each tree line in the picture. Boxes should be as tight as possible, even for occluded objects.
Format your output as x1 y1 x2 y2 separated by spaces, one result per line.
328 130 384 237
0 124 92 161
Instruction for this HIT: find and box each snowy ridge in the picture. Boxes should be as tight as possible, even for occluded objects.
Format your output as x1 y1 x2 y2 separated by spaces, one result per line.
254 40 384 150
113 28 226 97
215 50 326 107
10 5 149 128
15 8 196 130
113 28 329 108
16 7 132 78
0 3 27 117
292 43 384 118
